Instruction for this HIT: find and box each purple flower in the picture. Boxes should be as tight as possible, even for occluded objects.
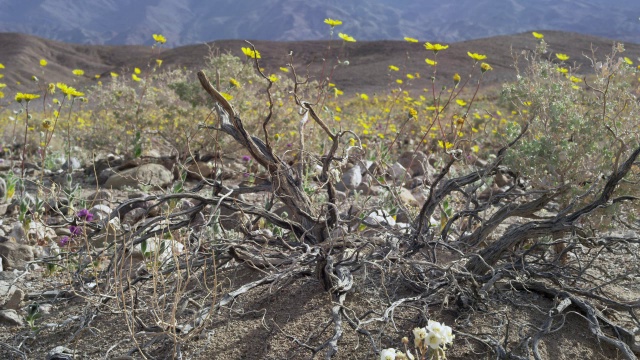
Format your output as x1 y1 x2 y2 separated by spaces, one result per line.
69 225 82 236
242 155 251 162
77 209 94 222
286 143 292 148
243 172 250 177
59 236 70 246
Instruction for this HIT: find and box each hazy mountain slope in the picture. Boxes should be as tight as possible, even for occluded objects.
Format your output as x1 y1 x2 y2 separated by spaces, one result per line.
1 30 639 95
0 0 639 46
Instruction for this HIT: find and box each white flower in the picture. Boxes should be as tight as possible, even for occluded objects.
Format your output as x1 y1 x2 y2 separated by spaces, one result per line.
413 327 428 347
426 332 443 349
380 348 396 360
427 320 445 336
442 325 455 345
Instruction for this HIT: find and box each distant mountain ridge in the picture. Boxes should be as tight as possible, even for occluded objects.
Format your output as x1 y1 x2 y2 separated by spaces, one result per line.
0 0 639 46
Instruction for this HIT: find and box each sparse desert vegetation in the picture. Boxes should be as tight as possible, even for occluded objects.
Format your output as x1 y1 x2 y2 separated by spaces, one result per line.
0 22 639 360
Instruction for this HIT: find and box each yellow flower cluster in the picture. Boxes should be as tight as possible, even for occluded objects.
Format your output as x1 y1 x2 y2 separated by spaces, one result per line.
324 18 342 27
338 33 356 42
153 34 167 44
57 83 84 98
241 47 261 59
15 93 40 103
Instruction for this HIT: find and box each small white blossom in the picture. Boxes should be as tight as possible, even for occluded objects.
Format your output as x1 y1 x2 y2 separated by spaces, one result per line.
380 348 396 360
426 332 443 349
442 325 455 345
427 320 445 336
413 327 428 347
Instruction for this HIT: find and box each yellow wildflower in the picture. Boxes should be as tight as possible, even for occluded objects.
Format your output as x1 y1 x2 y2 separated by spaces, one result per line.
94 74 101 79
40 59 47 67
241 47 261 59
438 140 453 150
388 65 399 71
0 63 3 69
360 93 369 101
134 67 141 74
480 62 493 72
48 83 55 94
152 34 167 44
280 67 289 72
132 74 141 82
396 79 403 84
456 99 467 107
338 33 356 42
229 78 241 88
404 37 419 43
468 52 487 61
56 83 84 98
42 119 54 131
453 73 461 85
406 74 414 79
424 42 449 53
156 59 163 67
111 72 119 77
471 145 479 153
334 88 344 97
555 53 570 61
557 67 568 74
624 57 633 65
0 83 5 88
532 32 544 39
0 91 4 99
72 69 84 76
15 93 40 103
324 18 343 27
269 74 278 82
569 76 582 83
425 58 437 66
220 92 233 101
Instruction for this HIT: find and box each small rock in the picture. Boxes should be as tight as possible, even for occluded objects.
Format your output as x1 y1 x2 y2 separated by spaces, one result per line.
398 151 434 177
46 346 75 360
186 161 214 180
98 168 117 185
39 303 53 315
0 203 8 216
89 204 112 220
0 309 24 326
0 241 34 270
122 208 146 226
4 288 24 310
337 164 362 191
104 163 173 190
397 187 419 208
387 162 410 184
0 272 17 281
85 190 113 204
9 222 26 243
364 210 396 227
